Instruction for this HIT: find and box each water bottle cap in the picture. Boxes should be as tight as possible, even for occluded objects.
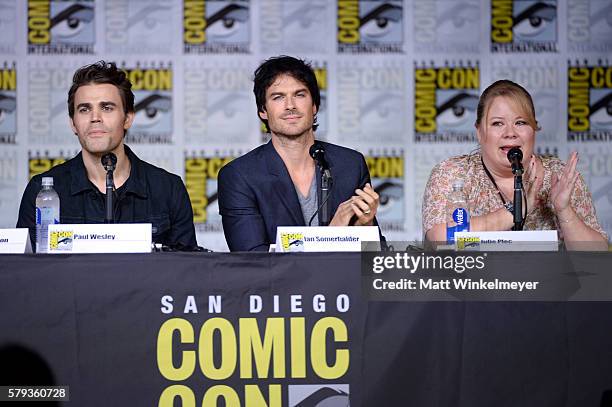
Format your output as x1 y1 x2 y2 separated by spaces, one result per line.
41 177 53 186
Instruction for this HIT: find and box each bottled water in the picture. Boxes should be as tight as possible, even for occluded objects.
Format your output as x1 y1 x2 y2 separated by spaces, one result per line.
35 177 60 253
446 179 470 243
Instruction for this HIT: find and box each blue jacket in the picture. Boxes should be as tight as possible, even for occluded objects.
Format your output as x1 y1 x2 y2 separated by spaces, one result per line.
218 140 383 251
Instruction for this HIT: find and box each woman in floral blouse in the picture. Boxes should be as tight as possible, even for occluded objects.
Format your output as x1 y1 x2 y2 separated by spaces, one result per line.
422 80 607 250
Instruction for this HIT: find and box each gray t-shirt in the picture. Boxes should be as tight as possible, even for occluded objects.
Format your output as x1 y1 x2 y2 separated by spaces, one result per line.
296 174 319 226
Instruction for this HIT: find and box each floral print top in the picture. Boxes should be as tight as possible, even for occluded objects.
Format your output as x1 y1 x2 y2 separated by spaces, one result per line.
422 152 607 240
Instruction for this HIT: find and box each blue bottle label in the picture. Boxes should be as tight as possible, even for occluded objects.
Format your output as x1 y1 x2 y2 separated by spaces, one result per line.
446 225 456 243
453 208 470 232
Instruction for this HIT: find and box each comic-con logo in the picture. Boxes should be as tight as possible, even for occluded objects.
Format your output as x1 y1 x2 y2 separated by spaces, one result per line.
123 63 173 144
414 62 479 143
28 62 77 145
28 150 74 179
0 1 17 53
27 0 95 54
337 0 403 53
0 64 16 144
183 63 252 144
185 154 234 232
456 236 480 250
183 0 250 54
567 61 612 142
280 232 305 252
337 62 405 143
49 230 73 251
366 151 404 232
490 0 557 52
105 0 174 54
567 0 612 53
413 0 480 53
260 0 328 53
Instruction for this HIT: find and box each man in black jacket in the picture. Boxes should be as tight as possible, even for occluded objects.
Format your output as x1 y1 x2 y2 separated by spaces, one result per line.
17 61 197 250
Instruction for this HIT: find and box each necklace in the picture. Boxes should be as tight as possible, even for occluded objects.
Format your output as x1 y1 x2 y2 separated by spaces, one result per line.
481 157 514 214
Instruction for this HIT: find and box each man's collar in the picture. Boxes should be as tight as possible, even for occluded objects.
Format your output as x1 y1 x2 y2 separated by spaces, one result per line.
121 145 148 198
69 145 148 198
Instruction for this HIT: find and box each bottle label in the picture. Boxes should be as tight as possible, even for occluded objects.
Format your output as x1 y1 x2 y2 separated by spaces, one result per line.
453 207 470 231
446 225 456 243
36 207 58 224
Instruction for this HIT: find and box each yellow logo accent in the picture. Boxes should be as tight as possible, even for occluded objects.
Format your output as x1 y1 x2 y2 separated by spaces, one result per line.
457 236 480 250
280 233 304 252
49 230 73 251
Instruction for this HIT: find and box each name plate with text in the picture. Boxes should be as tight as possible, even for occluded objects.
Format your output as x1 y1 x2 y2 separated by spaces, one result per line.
454 230 558 251
0 229 32 254
275 226 380 252
47 224 152 254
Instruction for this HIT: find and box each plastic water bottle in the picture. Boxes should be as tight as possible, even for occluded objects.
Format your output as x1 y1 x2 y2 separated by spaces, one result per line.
446 179 470 243
36 177 60 253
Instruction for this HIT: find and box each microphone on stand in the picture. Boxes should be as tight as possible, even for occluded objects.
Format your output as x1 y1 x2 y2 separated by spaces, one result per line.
309 143 333 226
507 147 524 230
101 153 117 224
507 147 523 175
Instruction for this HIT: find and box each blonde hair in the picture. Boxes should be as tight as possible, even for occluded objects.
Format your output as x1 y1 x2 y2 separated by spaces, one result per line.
475 79 540 131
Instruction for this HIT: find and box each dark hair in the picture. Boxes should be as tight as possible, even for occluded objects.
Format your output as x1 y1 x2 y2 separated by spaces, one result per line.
67 60 134 118
475 79 539 131
253 55 321 132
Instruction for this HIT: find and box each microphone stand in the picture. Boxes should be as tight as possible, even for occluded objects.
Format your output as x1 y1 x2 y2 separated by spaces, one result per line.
101 153 117 224
512 165 523 231
320 168 332 226
105 170 114 223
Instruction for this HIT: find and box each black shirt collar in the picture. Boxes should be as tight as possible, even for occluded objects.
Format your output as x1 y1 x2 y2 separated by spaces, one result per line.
69 145 148 198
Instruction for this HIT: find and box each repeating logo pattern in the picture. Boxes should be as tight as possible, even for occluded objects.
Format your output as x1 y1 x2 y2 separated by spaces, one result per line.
0 0 17 53
184 61 252 145
185 151 237 232
183 0 250 54
366 149 405 232
567 60 612 142
28 149 77 179
490 0 558 52
413 0 480 53
123 62 173 144
0 0 610 248
337 60 406 143
414 61 480 143
0 62 16 144
260 0 328 53
567 0 612 53
27 0 95 54
104 0 174 54
27 61 82 146
337 0 403 53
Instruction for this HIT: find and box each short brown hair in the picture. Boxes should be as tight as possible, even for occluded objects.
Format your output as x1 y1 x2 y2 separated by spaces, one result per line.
475 79 540 131
67 61 134 118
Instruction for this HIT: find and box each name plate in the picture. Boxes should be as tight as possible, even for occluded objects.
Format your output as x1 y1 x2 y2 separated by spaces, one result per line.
275 226 379 252
47 224 152 254
454 230 558 251
0 228 32 254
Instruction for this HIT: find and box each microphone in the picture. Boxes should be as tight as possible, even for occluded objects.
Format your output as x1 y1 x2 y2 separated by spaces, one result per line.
506 147 524 230
101 153 117 223
101 152 117 172
309 143 330 171
507 147 523 175
309 143 332 226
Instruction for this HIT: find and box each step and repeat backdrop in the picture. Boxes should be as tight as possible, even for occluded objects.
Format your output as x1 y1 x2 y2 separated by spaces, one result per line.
0 0 611 250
